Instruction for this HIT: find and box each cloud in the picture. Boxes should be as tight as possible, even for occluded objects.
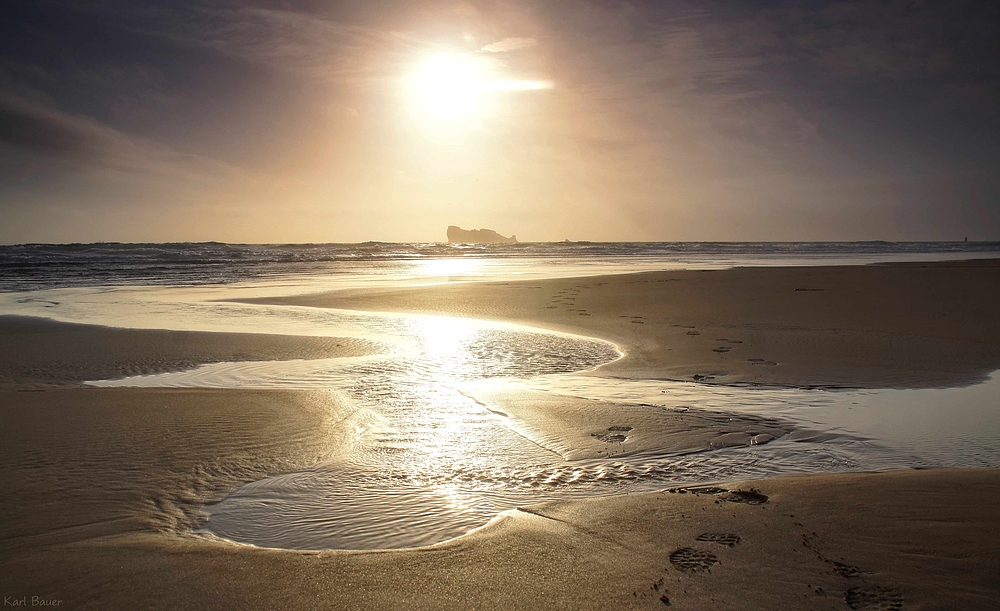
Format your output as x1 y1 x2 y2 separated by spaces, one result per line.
0 93 241 181
197 7 397 82
771 0 999 83
0 94 114 161
529 0 998 179
480 37 538 53
91 4 416 85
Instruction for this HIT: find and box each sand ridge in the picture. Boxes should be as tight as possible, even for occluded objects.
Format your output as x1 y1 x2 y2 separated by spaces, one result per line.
463 384 789 460
0 315 379 389
247 259 1000 388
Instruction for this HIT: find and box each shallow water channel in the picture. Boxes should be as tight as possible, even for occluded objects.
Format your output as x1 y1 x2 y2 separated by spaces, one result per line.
88 306 1000 550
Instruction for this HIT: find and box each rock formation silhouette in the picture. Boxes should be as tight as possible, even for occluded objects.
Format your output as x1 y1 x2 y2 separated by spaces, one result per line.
446 226 517 244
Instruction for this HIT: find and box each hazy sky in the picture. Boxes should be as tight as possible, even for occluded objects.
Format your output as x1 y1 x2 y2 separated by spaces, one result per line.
1 0 998 243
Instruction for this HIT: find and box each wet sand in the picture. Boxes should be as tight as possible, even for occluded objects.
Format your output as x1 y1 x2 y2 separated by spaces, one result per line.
464 384 790 460
0 316 379 388
2 260 1000 609
1 390 996 610
252 259 1000 388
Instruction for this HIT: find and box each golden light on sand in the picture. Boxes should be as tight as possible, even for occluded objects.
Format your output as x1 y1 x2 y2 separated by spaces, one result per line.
405 52 553 137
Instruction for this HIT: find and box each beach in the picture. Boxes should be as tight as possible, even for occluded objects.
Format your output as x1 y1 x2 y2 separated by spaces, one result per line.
2 259 999 610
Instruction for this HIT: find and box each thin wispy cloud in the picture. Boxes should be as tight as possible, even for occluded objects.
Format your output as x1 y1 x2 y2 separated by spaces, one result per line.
0 93 243 183
68 3 414 85
480 37 537 53
193 7 403 83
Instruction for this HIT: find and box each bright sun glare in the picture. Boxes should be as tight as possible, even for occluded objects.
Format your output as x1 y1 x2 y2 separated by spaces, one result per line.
408 53 492 123
406 52 552 135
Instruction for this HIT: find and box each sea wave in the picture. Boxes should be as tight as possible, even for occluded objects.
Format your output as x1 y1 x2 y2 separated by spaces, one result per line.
1 240 998 291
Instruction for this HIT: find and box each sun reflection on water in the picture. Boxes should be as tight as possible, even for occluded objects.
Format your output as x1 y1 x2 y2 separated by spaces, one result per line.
412 257 488 279
413 315 479 375
429 484 474 513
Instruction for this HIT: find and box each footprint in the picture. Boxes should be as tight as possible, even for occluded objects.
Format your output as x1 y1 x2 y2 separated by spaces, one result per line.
801 532 869 580
592 426 632 443
845 585 903 610
655 532 738 603
696 533 741 547
721 489 769 505
833 561 864 578
665 486 730 496
669 547 719 572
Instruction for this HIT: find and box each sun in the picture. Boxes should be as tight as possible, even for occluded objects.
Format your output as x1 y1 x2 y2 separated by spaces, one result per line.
406 53 496 128
403 51 554 139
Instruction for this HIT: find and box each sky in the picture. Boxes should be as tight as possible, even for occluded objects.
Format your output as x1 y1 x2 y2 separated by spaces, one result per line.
1 0 998 243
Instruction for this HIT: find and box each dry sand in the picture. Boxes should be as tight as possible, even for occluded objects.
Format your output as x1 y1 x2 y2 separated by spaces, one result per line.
250 259 1000 388
2 261 1000 609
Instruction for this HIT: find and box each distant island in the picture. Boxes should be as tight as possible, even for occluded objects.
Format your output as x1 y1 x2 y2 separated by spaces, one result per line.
446 226 517 244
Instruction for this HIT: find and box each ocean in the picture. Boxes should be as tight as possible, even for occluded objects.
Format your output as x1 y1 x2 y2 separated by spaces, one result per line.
2 241 998 291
